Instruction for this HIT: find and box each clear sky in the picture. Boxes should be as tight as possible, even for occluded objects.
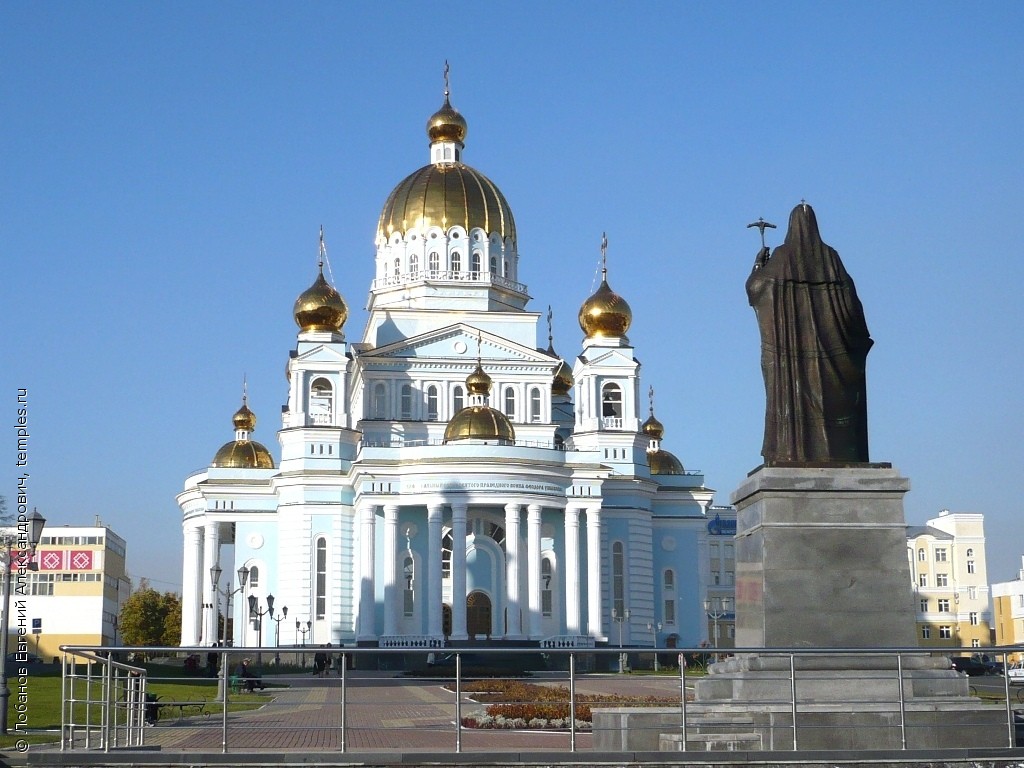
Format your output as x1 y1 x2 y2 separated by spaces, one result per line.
2 3 1021 594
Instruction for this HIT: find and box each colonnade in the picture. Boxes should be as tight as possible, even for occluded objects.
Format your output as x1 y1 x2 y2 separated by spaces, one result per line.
181 520 221 647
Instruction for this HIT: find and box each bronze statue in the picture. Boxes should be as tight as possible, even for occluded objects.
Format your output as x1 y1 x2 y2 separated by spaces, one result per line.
746 203 873 464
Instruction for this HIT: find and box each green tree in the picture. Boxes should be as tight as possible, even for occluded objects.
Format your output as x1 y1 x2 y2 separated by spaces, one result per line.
119 579 181 648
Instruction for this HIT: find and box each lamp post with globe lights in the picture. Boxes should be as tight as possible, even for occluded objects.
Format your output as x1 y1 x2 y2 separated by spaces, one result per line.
647 620 663 671
611 607 631 673
704 597 733 659
210 564 248 700
1 509 45 735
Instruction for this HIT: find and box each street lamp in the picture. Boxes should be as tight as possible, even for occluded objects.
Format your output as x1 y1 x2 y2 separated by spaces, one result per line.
647 621 663 672
611 606 631 673
1 508 46 735
248 594 276 667
296 619 311 667
269 602 288 666
704 597 732 654
210 564 249 647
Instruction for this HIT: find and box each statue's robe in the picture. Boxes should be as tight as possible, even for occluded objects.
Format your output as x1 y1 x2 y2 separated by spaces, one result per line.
746 204 873 464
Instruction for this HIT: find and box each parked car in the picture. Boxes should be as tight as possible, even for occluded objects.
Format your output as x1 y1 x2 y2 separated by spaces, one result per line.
1007 661 1024 683
5 652 43 664
949 656 994 676
971 653 1003 675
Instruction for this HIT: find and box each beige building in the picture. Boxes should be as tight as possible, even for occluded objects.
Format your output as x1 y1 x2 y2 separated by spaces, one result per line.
991 557 1024 661
11 524 130 661
907 511 991 650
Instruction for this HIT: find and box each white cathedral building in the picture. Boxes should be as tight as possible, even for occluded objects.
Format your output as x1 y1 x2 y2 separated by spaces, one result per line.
178 86 733 654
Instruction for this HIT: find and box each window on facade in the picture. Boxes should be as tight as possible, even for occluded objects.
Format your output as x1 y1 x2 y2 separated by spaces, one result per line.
935 548 947 562
967 560 976 574
442 531 452 579
966 548 974 557
407 253 418 277
451 252 461 273
309 377 333 422
936 573 948 587
393 257 400 278
919 598 929 612
373 383 387 419
452 385 464 413
248 566 260 589
969 611 979 626
489 255 497 273
504 387 516 419
403 557 415 617
429 252 440 273
471 252 481 275
612 542 625 617
939 626 952 639
602 383 623 418
937 599 950 612
968 586 977 600
919 574 927 588
918 548 926 561
664 599 676 625
664 570 674 589
503 259 509 276
426 386 439 421
541 558 553 617
315 539 327 620
921 625 931 639
529 387 542 422
400 384 413 419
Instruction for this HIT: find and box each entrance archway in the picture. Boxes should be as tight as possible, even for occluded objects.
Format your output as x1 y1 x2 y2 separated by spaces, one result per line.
466 591 491 638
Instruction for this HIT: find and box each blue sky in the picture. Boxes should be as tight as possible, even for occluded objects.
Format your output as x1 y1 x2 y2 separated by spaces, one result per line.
2 2 1022 593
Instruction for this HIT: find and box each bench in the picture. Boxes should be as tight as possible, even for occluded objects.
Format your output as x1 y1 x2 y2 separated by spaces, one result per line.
156 697 211 722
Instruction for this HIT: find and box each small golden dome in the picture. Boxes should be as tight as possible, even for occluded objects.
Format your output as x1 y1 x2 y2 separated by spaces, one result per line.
443 406 516 443
641 412 664 439
579 278 632 338
294 268 348 333
466 363 492 396
427 95 468 144
552 359 574 396
649 449 684 475
212 439 275 469
232 403 257 432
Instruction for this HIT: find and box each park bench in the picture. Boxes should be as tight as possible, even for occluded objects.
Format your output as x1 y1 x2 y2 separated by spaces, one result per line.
154 695 211 722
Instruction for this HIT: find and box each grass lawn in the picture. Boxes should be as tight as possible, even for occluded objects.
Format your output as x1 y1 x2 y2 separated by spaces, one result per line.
0 662 275 751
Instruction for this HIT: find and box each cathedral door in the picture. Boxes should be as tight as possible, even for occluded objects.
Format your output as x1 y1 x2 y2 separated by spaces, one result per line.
466 591 491 638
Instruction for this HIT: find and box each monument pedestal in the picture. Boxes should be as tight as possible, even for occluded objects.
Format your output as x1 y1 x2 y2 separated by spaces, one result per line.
682 466 1007 751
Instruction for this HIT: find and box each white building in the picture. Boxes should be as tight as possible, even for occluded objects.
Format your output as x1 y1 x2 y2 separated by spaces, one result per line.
178 87 729 656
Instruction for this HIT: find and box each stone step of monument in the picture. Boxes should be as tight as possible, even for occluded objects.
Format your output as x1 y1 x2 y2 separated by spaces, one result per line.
660 732 763 751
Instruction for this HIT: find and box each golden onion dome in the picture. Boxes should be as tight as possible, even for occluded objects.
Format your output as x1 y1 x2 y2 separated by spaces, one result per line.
579 278 632 338
649 449 684 475
443 406 516 443
465 363 492 396
378 162 516 243
552 359 574 396
641 412 664 440
426 95 468 144
212 439 275 469
232 403 257 432
294 268 348 333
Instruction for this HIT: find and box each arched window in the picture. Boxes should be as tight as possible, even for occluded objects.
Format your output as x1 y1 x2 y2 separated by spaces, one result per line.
664 569 674 589
529 387 542 422
452 385 464 413
373 383 387 419
410 253 419 276
428 252 440 273
966 548 974 557
393 257 400 278
602 383 623 418
541 558 553 617
612 542 625 618
248 565 260 589
917 548 926 561
403 556 415 616
309 377 333 424
450 251 461 273
471 252 481 275
504 259 509 276
426 385 439 421
663 568 676 624
489 255 497 273
400 384 413 419
314 538 327 620
504 387 516 419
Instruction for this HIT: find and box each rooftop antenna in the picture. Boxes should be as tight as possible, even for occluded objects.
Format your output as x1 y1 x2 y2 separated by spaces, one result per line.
746 217 776 248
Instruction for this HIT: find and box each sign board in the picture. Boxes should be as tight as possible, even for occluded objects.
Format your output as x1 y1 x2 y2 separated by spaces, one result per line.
31 618 41 634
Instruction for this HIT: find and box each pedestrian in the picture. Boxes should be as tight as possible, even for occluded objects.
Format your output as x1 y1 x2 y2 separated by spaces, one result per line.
207 642 219 678
313 646 328 678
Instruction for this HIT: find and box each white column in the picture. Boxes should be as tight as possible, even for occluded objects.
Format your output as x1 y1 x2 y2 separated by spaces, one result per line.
383 504 400 637
427 502 444 639
504 503 523 639
586 505 603 639
564 506 581 635
450 502 468 640
181 524 202 646
527 504 543 639
202 522 220 645
356 504 376 641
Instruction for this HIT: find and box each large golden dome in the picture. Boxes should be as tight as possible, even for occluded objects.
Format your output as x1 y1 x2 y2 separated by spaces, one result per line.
212 439 276 469
378 163 516 242
579 277 632 338
294 268 348 333
444 406 516 443
648 449 684 475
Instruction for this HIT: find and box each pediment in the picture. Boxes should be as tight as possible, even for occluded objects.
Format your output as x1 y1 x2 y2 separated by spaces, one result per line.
576 348 638 369
361 324 556 365
296 345 349 364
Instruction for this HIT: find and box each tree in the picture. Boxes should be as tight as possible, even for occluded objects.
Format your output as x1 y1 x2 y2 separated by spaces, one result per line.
0 495 10 525
119 579 182 648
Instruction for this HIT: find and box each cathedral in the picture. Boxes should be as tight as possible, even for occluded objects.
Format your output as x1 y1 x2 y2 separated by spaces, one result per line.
178 84 732 654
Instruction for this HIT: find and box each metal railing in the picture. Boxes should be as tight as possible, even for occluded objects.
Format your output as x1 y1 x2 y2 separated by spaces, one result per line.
57 644 1024 756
